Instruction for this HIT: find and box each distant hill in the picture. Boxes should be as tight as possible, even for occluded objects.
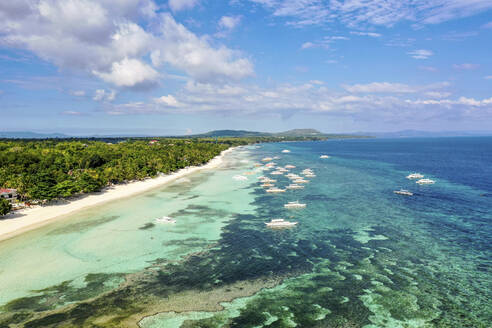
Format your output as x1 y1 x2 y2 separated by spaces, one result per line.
190 130 267 138
0 131 69 139
273 129 324 137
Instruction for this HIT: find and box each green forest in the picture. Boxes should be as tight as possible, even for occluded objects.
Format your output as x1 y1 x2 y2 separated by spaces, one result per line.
0 139 231 204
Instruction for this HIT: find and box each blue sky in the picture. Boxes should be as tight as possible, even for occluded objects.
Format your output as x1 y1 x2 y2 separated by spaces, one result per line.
1 0 492 135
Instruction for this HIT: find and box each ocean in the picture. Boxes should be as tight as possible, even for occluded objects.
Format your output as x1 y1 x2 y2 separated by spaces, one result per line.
0 137 490 327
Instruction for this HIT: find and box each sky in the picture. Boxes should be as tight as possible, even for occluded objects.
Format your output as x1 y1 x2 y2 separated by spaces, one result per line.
0 0 492 135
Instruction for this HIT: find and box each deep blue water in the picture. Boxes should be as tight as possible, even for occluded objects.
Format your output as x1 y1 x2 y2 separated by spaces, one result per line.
306 137 492 193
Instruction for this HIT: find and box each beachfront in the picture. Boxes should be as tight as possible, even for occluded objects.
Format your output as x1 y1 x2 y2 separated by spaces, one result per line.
0 147 236 242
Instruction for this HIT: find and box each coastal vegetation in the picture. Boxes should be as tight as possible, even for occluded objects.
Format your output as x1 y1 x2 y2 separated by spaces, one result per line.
0 139 228 205
0 198 11 216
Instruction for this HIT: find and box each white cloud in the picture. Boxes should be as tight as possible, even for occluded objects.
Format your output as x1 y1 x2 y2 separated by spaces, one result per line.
411 97 492 107
483 21 492 29
453 63 480 70
219 15 242 30
343 82 417 93
249 0 492 27
168 0 199 12
301 42 315 49
342 82 450 94
424 91 452 99
102 80 491 127
154 94 181 107
216 15 242 38
350 31 382 38
93 89 116 102
300 36 348 50
150 13 253 82
408 49 433 59
0 1 253 88
485 76 492 80
93 58 159 88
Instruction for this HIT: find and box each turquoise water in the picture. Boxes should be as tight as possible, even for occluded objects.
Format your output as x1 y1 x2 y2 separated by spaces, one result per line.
0 138 490 327
0 147 257 309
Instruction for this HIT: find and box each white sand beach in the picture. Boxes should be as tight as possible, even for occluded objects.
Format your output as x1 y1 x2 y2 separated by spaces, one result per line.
0 147 236 242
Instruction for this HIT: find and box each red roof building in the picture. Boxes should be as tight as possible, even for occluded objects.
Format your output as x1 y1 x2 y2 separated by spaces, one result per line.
0 188 18 201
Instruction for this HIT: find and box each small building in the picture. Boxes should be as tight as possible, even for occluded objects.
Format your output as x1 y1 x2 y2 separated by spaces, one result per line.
0 188 17 202
149 140 159 145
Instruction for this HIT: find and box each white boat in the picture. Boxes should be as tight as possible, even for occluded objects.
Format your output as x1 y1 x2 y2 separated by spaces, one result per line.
304 173 316 178
286 184 304 190
284 201 306 209
394 190 414 196
270 171 283 175
233 175 248 181
406 173 424 179
266 188 286 193
320 155 330 159
156 216 176 224
259 177 276 183
273 156 281 159
265 219 298 228
285 165 296 169
261 183 275 188
293 179 309 184
262 157 273 162
281 149 291 153
416 178 435 185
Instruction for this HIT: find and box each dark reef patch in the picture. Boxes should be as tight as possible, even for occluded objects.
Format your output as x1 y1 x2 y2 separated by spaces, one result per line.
47 215 120 235
139 222 155 230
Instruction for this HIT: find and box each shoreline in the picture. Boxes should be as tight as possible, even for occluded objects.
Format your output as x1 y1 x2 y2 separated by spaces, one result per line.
0 147 237 243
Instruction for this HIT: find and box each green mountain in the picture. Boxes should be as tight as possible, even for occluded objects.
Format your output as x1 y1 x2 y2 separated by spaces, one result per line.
273 129 324 137
190 130 268 138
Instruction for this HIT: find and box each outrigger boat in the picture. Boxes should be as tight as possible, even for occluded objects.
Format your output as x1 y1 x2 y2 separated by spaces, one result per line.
265 219 298 228
284 201 306 209
394 189 413 196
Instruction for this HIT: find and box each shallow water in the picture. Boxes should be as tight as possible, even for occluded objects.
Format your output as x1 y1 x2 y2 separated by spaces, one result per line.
0 139 491 327
0 147 257 307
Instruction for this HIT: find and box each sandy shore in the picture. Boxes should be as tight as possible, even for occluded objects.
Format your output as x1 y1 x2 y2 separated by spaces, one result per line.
0 147 236 242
